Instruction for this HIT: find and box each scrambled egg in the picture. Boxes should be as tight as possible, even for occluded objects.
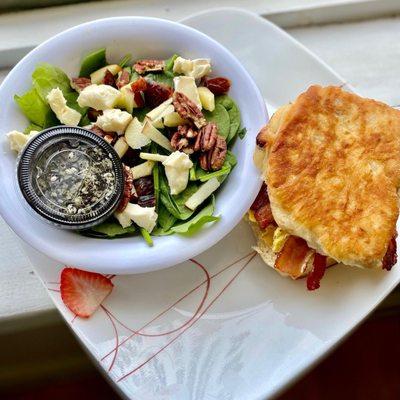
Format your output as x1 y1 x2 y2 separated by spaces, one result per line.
272 227 290 253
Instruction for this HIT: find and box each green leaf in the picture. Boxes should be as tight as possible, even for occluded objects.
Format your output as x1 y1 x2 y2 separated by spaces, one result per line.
64 91 87 115
159 172 199 220
165 54 179 71
151 143 160 212
194 151 237 183
132 106 151 122
14 89 58 128
79 113 91 127
32 63 73 100
119 54 132 68
24 123 42 134
204 103 230 139
79 48 107 78
146 72 173 88
238 126 247 139
158 203 177 231
215 95 241 143
130 71 140 83
170 197 219 235
85 220 136 238
139 227 153 246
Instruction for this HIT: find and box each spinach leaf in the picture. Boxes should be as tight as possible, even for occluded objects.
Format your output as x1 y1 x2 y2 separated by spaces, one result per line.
79 113 91 127
24 123 42 134
79 48 107 77
165 54 179 71
64 91 87 115
118 54 132 68
130 71 140 83
159 172 198 220
139 227 153 246
238 126 247 139
14 89 58 128
215 95 241 144
158 203 177 231
132 106 151 122
84 220 136 238
32 63 73 100
146 72 173 88
194 151 237 182
170 197 219 235
204 103 230 139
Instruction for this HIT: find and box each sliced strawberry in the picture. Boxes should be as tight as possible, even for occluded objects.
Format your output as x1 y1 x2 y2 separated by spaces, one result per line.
60 268 113 318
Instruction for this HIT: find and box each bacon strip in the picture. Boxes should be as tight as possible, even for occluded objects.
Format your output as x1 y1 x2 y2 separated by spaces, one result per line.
382 235 397 271
250 183 275 229
274 236 310 279
307 253 327 290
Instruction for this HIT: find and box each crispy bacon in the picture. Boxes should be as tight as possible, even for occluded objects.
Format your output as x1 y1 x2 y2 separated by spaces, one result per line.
254 204 274 230
274 236 310 279
251 183 269 211
116 69 130 89
382 235 397 271
307 253 327 290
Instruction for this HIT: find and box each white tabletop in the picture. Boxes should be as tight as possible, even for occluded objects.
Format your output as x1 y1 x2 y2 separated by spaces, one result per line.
1 2 400 326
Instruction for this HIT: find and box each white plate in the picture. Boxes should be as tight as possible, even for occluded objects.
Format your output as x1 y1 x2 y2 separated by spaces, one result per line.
20 8 400 400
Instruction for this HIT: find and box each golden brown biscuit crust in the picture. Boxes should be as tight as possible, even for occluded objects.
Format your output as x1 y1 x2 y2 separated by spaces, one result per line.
266 85 400 269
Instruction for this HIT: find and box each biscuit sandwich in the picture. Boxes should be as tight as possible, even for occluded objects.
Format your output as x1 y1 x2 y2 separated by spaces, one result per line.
249 85 399 290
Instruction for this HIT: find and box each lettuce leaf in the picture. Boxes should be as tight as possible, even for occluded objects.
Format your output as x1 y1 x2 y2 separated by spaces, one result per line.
32 63 73 100
79 48 107 77
14 89 58 128
84 220 136 238
170 197 219 235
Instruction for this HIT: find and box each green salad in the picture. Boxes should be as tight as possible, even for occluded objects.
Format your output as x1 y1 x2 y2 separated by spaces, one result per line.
8 48 246 245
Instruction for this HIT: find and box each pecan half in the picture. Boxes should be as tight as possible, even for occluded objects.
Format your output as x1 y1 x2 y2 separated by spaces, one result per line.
170 125 199 154
71 77 91 92
117 165 134 212
203 77 231 95
134 59 165 74
199 123 217 152
116 69 130 89
210 135 227 170
90 125 117 145
103 69 116 87
144 80 173 108
173 92 206 129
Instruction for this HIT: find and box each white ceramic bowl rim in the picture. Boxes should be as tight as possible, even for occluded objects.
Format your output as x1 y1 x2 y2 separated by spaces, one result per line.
0 16 267 274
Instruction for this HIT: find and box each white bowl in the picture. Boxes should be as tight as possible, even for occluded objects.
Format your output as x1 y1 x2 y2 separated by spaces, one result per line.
0 17 267 274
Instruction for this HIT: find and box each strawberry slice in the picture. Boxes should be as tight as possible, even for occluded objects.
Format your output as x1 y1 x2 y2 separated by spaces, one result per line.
60 268 114 318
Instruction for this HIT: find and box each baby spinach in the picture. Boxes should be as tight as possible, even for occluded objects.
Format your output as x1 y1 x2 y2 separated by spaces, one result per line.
146 72 174 88
157 203 177 231
84 220 136 238
165 54 179 72
14 89 58 128
24 123 42 134
193 151 237 183
170 197 219 235
204 103 230 139
215 95 242 143
79 48 107 77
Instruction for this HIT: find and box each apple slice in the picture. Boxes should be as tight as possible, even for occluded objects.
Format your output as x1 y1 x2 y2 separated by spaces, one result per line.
113 137 129 158
163 112 187 127
119 84 141 113
198 86 215 111
139 152 168 162
185 177 220 210
125 117 150 149
130 161 155 180
141 121 173 152
90 64 122 84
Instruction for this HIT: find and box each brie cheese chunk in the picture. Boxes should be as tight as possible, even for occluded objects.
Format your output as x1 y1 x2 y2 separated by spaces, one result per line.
162 151 193 195
46 87 81 126
123 203 158 233
173 57 211 79
7 130 39 153
77 84 121 110
173 76 202 109
96 109 132 134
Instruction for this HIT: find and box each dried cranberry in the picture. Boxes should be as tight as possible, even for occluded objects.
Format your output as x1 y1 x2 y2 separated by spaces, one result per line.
203 77 231 95
144 81 173 108
131 77 148 93
87 108 103 122
121 148 141 167
138 194 156 208
103 69 116 87
134 177 154 197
